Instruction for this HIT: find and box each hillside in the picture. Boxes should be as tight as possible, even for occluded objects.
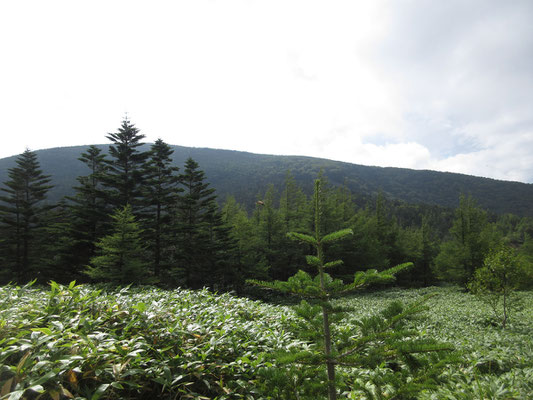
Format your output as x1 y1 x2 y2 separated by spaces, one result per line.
1 144 532 217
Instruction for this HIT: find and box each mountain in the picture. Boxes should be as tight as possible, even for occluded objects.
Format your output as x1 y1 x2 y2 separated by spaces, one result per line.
1 144 532 217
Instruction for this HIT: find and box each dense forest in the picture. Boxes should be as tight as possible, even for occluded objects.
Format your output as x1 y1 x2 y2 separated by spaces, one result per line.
1 119 533 399
2 139 533 219
1 118 532 290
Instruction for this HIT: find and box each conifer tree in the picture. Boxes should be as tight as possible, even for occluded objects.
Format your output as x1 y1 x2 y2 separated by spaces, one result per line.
254 185 285 280
174 158 217 287
0 149 53 282
40 201 80 282
66 145 109 271
203 201 240 289
142 139 181 278
251 180 452 399
103 118 149 214
277 172 311 280
85 205 148 284
435 194 495 285
222 196 269 284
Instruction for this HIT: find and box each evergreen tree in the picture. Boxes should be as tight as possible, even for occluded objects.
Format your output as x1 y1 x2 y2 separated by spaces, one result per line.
203 201 240 289
222 196 269 283
435 194 495 285
419 216 438 285
103 118 149 214
0 149 53 282
250 180 452 399
254 185 285 280
173 158 217 287
375 191 401 266
40 200 79 283
277 172 311 280
85 205 149 284
142 139 181 278
66 145 109 272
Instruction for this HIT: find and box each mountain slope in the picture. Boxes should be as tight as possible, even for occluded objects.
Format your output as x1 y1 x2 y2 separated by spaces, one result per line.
0 145 532 217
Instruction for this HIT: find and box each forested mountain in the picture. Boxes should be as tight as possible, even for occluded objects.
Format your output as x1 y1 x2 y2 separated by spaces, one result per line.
1 144 532 216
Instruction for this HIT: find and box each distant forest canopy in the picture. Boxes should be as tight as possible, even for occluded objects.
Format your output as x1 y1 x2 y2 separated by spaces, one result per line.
0 118 532 290
1 142 533 218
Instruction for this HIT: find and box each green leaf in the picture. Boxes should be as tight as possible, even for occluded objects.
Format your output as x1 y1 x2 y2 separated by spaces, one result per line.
8 390 25 400
29 371 56 386
324 260 343 269
321 229 353 244
31 327 53 336
287 232 317 246
381 262 413 277
305 255 321 267
90 384 110 400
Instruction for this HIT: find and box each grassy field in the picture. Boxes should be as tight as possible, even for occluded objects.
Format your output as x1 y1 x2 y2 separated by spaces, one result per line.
0 282 532 399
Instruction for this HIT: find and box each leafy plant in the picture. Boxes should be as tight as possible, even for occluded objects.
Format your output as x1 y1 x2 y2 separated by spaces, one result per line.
468 245 526 328
250 180 453 399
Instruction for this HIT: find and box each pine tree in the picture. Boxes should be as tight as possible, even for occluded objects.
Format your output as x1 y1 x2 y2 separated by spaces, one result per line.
203 201 240 289
40 200 78 282
85 205 149 284
173 158 217 287
103 118 149 214
435 194 495 285
250 180 453 399
142 139 182 278
277 172 311 280
66 145 109 272
254 185 285 280
221 196 269 284
0 149 53 282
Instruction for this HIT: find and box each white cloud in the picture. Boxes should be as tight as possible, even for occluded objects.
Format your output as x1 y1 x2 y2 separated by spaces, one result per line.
0 0 531 183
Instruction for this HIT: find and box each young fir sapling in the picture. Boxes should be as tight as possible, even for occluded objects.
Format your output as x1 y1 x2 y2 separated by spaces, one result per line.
250 180 454 400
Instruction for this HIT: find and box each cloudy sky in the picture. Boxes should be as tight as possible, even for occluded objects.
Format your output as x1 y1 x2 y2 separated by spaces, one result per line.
1 1 532 183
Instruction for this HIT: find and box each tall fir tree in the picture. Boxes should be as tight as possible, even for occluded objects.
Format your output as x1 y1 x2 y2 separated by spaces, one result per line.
435 194 495 285
103 118 149 214
221 196 270 284
203 201 240 289
142 139 182 278
0 149 53 282
173 158 218 287
66 145 109 273
277 172 311 280
254 185 285 280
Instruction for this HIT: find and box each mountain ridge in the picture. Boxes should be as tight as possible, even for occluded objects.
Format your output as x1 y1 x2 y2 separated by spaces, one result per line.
0 144 532 217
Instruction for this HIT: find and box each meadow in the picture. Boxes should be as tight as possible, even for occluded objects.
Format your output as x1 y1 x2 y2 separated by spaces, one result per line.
0 282 532 399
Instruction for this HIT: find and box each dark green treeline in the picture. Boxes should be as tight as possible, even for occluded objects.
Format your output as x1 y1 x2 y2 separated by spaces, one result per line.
1 119 533 289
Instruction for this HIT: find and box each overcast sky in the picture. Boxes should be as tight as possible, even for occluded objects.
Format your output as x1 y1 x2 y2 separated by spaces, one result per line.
1 1 532 183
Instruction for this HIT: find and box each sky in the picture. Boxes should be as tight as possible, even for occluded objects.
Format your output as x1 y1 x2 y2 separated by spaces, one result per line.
1 1 532 183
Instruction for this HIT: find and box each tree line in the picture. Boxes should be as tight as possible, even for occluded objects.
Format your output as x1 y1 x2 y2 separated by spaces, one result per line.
1 118 532 290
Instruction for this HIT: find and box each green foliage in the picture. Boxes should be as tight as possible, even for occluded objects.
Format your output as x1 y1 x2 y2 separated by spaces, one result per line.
249 180 452 399
173 158 233 289
85 205 149 284
468 245 526 328
3 144 533 217
141 139 182 278
0 281 299 400
0 149 53 283
434 195 497 285
65 145 110 275
0 283 531 399
102 118 149 213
